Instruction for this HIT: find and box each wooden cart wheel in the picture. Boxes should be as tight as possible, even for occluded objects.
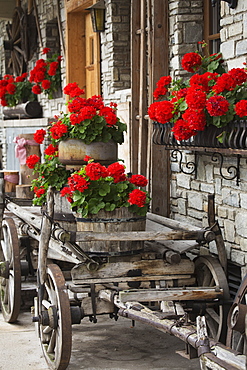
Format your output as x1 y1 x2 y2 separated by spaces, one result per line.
4 7 28 76
38 264 72 370
226 274 247 354
194 255 230 343
0 218 21 323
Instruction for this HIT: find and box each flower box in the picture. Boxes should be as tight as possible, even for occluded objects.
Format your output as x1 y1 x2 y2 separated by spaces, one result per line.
153 120 247 150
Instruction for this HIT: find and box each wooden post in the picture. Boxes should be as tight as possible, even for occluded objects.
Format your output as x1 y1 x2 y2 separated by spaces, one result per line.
207 194 227 273
38 187 54 284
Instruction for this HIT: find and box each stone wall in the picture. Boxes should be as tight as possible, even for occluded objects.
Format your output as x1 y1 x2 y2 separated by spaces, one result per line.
168 0 247 277
101 0 131 104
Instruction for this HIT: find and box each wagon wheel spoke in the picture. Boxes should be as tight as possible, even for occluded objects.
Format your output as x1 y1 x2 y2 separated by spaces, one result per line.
195 256 230 343
226 273 247 354
0 218 21 323
38 264 72 370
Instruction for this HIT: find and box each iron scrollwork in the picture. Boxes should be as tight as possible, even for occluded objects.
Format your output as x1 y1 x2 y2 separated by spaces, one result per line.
211 152 241 185
171 149 196 176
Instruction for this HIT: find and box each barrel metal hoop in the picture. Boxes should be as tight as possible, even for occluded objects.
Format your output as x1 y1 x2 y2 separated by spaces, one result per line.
75 217 146 223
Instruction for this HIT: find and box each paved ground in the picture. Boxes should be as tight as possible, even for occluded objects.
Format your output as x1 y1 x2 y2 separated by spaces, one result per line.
0 310 200 370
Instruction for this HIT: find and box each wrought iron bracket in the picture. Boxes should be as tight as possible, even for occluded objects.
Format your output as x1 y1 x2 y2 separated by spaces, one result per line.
170 150 241 185
171 150 196 176
211 0 238 9
211 152 241 185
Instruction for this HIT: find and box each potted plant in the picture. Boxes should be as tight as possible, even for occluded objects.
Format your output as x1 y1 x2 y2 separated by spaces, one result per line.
0 48 62 118
48 82 127 166
60 157 150 254
26 129 70 206
148 41 247 148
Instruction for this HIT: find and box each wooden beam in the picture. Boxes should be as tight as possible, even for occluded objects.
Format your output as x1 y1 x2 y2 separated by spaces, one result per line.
119 287 223 303
151 0 170 217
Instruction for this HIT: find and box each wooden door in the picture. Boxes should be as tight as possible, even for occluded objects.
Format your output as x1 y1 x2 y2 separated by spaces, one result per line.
85 13 101 97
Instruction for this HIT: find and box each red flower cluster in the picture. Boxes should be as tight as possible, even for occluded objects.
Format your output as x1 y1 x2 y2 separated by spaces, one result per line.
148 45 247 141
34 129 46 144
44 144 58 156
33 186 46 198
107 162 126 183
48 83 126 145
181 52 202 73
26 154 40 169
129 174 148 187
128 189 147 207
29 50 62 96
50 121 68 140
68 173 90 192
60 160 150 216
85 162 108 181
63 82 85 97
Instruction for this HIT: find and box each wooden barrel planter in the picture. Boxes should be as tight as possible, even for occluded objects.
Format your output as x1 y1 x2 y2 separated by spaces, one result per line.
0 170 19 193
75 207 146 255
16 133 41 185
58 139 118 169
53 191 76 232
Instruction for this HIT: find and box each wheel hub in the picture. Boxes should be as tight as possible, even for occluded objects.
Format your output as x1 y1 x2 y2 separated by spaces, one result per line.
228 302 247 333
41 305 58 329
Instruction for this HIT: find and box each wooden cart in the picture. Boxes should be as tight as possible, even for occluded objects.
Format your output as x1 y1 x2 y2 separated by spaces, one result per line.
0 179 246 370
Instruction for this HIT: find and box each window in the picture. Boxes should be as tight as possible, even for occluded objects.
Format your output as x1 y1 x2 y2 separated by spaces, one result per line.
204 0 221 54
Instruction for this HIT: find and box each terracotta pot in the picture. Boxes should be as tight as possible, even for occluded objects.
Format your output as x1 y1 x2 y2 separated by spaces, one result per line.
75 207 146 255
58 139 118 167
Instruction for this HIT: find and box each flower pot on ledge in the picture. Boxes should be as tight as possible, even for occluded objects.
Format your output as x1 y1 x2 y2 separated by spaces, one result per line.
153 120 247 150
58 139 118 168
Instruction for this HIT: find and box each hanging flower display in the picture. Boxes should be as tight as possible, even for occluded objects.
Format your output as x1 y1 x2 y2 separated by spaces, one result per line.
148 41 247 142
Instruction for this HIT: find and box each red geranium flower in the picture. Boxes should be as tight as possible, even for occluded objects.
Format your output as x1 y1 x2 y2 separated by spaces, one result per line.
128 189 147 207
32 84 42 94
49 121 68 140
85 162 108 181
235 100 247 117
181 52 202 73
206 96 229 116
63 82 85 97
172 119 197 141
34 129 46 144
44 144 58 156
129 174 148 187
26 154 40 169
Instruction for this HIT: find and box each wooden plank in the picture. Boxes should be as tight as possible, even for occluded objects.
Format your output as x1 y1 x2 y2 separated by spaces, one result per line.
72 274 195 285
71 257 194 280
150 0 170 217
137 0 148 176
66 11 86 89
147 212 202 231
119 288 223 303
75 229 215 242
130 0 141 174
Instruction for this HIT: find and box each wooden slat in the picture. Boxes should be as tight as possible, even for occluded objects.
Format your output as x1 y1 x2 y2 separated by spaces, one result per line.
71 257 194 281
119 287 224 303
74 229 214 242
130 0 141 174
151 0 170 217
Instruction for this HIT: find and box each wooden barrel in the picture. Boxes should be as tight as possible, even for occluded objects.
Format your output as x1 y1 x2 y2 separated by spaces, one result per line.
58 139 118 168
18 134 41 185
0 170 19 192
53 191 76 232
76 208 146 255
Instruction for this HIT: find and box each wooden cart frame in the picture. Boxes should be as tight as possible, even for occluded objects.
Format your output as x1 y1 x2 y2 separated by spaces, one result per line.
0 179 246 370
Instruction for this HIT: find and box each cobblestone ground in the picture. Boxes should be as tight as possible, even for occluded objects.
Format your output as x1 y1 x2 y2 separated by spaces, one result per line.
0 310 200 370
